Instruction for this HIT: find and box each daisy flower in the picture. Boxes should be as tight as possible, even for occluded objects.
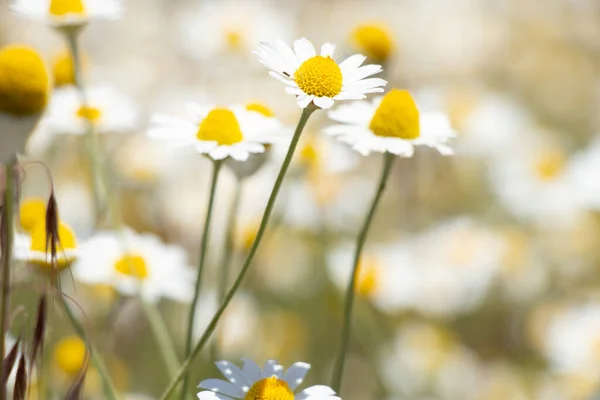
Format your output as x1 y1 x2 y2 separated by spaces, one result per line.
71 228 195 303
0 45 50 163
326 89 455 157
15 220 78 270
11 0 124 27
255 37 386 109
197 359 340 400
45 86 139 135
148 103 286 161
350 22 395 63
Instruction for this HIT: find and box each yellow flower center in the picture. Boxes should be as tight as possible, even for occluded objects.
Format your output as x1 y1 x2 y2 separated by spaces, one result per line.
0 45 49 116
225 29 243 50
294 56 343 98
53 336 86 376
534 149 565 181
48 0 86 16
244 376 294 400
356 256 380 297
246 102 274 117
52 51 75 87
114 254 149 280
30 221 77 269
19 198 47 233
197 108 244 146
369 89 420 140
299 141 320 169
76 105 102 123
351 23 394 62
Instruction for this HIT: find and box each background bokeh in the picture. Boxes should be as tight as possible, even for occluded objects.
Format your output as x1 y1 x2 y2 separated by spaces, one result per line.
2 0 600 399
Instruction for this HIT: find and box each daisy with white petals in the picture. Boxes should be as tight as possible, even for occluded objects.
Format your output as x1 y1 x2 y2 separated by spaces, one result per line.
72 228 194 303
148 104 286 161
198 359 340 400
11 0 124 27
255 38 386 109
326 89 456 157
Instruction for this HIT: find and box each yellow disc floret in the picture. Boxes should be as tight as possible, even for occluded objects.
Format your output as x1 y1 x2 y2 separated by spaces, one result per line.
294 56 343 98
246 102 274 117
76 105 102 123
53 336 86 376
49 0 86 17
225 29 243 50
30 221 77 269
19 198 47 233
244 376 294 400
197 108 244 146
0 45 49 116
356 257 380 297
534 149 565 181
114 254 149 280
351 23 395 62
52 51 76 87
369 89 420 140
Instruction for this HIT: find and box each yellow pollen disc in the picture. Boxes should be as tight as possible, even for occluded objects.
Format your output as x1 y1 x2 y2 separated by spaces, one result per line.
52 51 76 87
0 45 49 116
30 221 77 269
356 257 380 297
299 141 320 169
49 0 86 16
246 102 274 117
534 149 565 181
225 29 243 50
351 23 394 62
19 198 47 233
114 254 149 280
244 376 294 400
53 336 86 376
369 89 420 140
294 56 343 98
197 108 244 146
76 105 102 123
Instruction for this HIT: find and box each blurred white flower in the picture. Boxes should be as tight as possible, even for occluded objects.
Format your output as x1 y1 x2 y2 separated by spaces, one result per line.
197 359 339 400
72 228 194 303
568 134 600 210
180 0 294 61
11 0 124 27
326 89 455 156
148 103 286 161
45 86 139 135
255 38 385 109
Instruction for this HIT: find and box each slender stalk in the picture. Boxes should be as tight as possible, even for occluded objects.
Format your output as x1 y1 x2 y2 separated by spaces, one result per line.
0 161 14 400
210 178 242 361
140 299 180 378
159 105 316 400
180 160 222 399
330 152 395 393
59 294 119 400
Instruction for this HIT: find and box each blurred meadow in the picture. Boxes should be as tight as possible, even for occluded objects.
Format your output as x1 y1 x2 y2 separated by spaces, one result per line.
1 0 600 399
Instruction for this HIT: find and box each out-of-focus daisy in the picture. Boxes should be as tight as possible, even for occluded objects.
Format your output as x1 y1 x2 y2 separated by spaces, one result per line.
51 49 76 88
45 86 139 135
255 38 386 109
326 89 455 156
350 22 395 63
0 44 50 163
53 336 86 377
11 0 124 27
568 135 600 210
71 228 194 303
15 220 78 270
19 197 47 234
148 103 286 161
197 359 340 400
180 0 294 61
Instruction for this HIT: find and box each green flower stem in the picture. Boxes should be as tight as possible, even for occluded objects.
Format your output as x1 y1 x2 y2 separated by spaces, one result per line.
59 293 119 400
180 160 223 399
210 178 242 362
160 105 317 400
140 299 180 379
0 161 15 400
331 151 395 393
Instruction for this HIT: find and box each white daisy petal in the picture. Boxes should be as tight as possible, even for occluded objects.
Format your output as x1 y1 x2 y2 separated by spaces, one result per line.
313 96 335 109
215 360 252 390
197 391 233 400
296 385 338 400
262 360 284 379
320 43 336 57
297 94 314 109
241 359 262 384
283 362 311 390
198 379 245 398
294 38 316 62
339 54 367 71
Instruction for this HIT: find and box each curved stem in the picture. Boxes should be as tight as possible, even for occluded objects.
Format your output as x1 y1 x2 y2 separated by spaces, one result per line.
159 105 316 400
140 299 180 379
210 178 242 362
0 161 15 400
330 152 395 393
180 160 222 399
